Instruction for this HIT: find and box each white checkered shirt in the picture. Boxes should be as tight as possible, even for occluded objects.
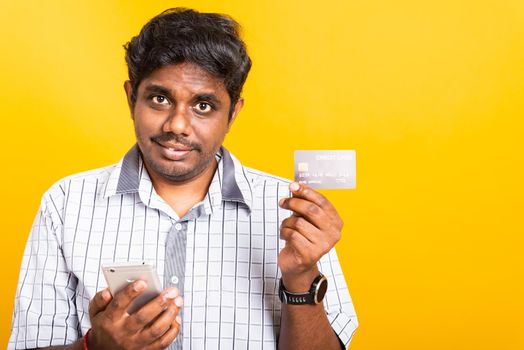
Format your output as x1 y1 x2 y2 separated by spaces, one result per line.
9 145 358 349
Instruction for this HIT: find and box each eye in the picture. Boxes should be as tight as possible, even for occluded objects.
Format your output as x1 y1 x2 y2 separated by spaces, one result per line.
194 102 212 113
152 95 170 105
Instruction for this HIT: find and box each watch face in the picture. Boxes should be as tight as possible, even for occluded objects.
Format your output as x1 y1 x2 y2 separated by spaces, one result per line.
314 276 328 304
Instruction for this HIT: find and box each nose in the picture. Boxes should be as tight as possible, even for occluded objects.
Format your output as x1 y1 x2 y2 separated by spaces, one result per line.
163 104 191 135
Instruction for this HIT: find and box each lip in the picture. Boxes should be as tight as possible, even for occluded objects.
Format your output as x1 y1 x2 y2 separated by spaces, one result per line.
155 141 193 161
156 141 192 151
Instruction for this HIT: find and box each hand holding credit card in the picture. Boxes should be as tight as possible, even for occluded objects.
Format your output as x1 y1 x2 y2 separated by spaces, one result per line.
277 150 354 290
294 150 356 189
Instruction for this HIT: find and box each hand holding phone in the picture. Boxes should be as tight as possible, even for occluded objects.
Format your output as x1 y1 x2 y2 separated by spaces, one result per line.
88 271 183 349
102 262 162 314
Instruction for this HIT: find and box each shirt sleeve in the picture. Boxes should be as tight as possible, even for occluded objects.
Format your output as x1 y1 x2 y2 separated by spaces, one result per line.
318 247 359 349
8 187 80 349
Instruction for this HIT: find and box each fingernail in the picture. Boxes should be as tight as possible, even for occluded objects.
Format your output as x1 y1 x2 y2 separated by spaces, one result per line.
163 288 179 300
102 289 111 301
290 182 300 192
175 296 184 307
175 315 182 325
133 280 146 292
278 198 285 207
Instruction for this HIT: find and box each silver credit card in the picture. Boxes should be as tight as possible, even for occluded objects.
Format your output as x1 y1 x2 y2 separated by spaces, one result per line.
294 150 356 189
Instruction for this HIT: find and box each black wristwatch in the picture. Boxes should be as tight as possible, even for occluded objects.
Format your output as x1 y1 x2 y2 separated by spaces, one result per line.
279 274 328 305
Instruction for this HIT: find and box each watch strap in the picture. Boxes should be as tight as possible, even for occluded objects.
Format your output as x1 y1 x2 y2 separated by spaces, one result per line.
278 274 327 305
279 279 315 305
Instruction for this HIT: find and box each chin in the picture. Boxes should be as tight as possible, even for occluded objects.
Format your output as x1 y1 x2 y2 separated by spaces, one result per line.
152 161 195 181
153 157 211 183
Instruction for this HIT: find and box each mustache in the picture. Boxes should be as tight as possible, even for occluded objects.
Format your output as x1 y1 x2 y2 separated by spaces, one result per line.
151 133 201 151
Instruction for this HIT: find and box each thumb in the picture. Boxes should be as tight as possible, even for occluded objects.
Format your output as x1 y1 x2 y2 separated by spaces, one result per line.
89 288 112 320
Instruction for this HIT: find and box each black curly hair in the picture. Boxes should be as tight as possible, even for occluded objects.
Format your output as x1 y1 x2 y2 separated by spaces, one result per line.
124 8 252 118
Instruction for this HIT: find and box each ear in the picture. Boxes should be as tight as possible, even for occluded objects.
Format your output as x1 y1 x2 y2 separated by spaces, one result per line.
227 98 244 132
123 80 135 119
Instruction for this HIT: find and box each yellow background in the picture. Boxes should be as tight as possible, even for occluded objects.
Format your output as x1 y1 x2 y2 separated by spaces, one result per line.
1 0 523 349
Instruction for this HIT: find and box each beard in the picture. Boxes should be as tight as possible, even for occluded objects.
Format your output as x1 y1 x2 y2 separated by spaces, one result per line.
137 131 220 183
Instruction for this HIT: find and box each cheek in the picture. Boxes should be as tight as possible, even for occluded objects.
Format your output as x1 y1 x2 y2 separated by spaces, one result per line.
204 122 229 146
134 111 164 135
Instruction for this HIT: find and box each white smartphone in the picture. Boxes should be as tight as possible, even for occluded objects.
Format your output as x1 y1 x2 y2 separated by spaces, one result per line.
101 262 162 314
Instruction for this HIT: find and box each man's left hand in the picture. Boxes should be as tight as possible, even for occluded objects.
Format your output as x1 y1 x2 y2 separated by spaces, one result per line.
278 182 343 291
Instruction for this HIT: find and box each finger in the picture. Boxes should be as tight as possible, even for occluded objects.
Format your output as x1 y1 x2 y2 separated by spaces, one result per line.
89 288 112 320
280 216 322 244
280 228 317 267
145 318 181 350
287 182 338 218
126 288 182 333
140 302 180 344
280 229 322 269
280 227 314 250
279 197 325 230
104 280 147 321
280 226 296 242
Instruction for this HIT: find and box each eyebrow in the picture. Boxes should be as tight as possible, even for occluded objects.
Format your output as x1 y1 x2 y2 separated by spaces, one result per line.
143 84 172 97
194 93 222 107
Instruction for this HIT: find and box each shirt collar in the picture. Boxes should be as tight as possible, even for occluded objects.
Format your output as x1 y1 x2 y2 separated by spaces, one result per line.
103 144 252 212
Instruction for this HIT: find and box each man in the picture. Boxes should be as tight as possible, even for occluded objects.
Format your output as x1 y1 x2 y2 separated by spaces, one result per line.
9 8 358 350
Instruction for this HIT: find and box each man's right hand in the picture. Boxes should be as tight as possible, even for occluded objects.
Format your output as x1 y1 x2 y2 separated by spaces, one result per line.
87 280 184 350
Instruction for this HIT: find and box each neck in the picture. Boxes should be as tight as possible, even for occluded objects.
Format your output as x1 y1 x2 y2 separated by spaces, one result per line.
145 160 218 218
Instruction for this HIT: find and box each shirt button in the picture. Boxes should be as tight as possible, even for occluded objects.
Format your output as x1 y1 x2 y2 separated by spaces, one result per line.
171 275 179 284
174 223 182 231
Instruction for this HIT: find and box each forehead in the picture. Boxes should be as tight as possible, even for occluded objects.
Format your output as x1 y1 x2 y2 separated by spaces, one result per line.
139 62 227 96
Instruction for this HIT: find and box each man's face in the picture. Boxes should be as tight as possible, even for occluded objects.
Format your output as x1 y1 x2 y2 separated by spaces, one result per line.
124 62 243 183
